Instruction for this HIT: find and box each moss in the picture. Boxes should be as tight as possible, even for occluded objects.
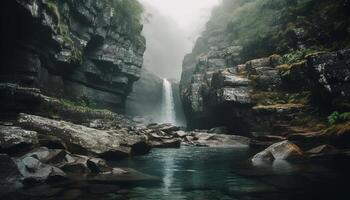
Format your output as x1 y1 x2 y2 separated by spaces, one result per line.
251 91 311 106
46 0 60 23
44 0 82 63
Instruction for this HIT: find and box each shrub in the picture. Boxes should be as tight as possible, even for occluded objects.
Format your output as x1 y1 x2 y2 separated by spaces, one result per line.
328 111 350 125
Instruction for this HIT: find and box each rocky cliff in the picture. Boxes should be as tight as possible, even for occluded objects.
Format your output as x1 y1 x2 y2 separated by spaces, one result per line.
1 0 145 113
180 0 350 139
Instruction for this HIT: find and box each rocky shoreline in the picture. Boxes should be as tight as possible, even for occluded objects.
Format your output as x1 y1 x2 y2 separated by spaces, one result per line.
2 101 350 198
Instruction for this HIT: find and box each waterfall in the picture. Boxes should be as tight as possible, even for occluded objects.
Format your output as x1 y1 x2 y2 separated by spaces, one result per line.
162 78 176 124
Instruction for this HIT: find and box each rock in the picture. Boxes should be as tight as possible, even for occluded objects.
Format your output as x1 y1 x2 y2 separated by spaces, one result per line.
0 125 39 155
147 123 180 134
306 144 339 158
186 132 250 147
16 156 66 183
87 158 111 173
23 147 67 164
176 131 188 138
252 141 304 163
149 138 181 148
208 127 229 134
18 113 150 160
0 154 22 184
58 154 90 174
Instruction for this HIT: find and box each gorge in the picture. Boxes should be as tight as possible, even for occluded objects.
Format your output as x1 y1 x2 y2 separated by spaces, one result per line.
1 0 350 200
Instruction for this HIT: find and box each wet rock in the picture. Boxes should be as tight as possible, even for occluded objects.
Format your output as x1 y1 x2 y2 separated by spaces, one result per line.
208 127 229 134
58 154 91 174
16 156 66 183
0 154 23 190
252 141 304 163
87 158 111 173
306 144 339 159
23 147 67 164
18 113 150 160
147 123 180 134
186 132 250 147
149 138 181 148
0 125 38 155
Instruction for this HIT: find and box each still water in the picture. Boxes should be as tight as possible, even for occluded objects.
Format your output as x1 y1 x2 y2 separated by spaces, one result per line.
3 147 350 200
114 147 350 200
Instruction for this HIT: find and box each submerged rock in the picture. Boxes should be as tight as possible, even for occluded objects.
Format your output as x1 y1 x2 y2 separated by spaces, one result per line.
252 141 304 163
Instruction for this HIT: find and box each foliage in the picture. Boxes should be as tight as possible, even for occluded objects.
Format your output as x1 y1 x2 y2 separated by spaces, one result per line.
109 0 144 42
328 111 350 125
62 95 95 108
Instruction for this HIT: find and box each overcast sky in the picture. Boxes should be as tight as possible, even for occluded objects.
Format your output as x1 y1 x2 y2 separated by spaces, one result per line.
139 0 221 79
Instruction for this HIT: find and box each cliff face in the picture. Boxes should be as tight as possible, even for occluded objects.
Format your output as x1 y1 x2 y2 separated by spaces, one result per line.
1 0 145 113
180 0 350 135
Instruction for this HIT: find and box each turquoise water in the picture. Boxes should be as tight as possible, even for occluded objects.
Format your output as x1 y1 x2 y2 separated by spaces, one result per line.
3 146 350 200
114 147 350 200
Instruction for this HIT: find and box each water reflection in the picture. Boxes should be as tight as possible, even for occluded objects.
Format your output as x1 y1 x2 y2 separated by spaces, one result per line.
115 146 350 200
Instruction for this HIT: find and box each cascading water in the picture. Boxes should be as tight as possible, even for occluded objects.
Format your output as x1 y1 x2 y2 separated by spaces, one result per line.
161 78 176 124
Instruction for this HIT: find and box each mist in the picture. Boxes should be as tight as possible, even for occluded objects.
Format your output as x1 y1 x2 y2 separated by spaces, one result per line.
140 0 221 80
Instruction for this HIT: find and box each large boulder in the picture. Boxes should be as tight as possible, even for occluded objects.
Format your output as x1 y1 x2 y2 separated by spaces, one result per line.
0 125 39 155
251 141 304 163
17 113 151 160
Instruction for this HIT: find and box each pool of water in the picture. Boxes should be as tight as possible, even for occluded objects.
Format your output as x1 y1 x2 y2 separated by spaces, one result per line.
113 146 350 200
3 146 350 200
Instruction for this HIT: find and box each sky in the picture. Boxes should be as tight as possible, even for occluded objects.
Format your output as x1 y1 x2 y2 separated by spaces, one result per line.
139 0 221 79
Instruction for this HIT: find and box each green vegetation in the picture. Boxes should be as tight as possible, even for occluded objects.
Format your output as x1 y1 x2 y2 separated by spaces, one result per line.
328 112 350 125
206 0 350 61
44 0 83 62
61 95 95 108
108 0 144 42
252 91 310 106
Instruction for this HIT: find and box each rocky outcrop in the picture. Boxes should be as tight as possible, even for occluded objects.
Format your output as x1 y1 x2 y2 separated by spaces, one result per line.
180 0 350 135
17 113 150 160
1 0 145 113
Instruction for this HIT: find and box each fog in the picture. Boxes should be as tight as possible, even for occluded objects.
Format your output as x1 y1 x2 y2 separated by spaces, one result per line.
139 0 221 80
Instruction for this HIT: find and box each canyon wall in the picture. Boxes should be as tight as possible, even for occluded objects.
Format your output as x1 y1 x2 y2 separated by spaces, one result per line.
0 0 145 113
180 0 350 135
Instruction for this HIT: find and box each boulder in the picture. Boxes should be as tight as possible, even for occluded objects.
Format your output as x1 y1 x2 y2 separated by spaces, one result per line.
252 141 304 163
18 113 150 160
16 156 66 183
0 125 38 155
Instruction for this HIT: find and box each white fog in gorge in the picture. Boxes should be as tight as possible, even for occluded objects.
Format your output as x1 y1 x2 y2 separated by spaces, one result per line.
139 0 221 79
